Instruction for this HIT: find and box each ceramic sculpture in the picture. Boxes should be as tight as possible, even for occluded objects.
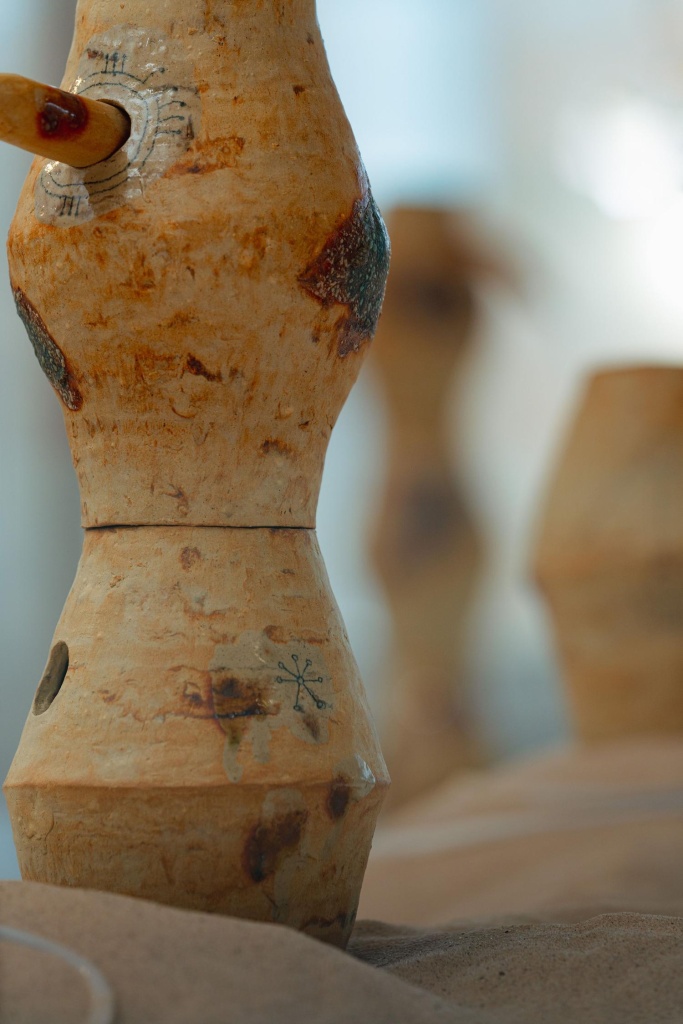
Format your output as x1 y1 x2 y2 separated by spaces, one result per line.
369 207 491 809
3 0 390 949
535 366 683 742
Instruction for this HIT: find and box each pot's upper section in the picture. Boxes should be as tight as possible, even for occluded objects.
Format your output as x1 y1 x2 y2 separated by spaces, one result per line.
8 3 390 527
534 366 683 580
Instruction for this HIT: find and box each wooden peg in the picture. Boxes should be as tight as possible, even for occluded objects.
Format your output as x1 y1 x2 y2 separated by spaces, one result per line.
0 73 129 167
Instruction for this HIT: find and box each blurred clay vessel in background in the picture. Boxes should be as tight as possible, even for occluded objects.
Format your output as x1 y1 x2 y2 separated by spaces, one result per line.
3 0 390 949
535 367 683 742
370 206 505 810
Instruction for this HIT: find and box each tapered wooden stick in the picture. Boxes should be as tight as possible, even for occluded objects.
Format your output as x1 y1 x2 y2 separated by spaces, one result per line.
0 74 129 167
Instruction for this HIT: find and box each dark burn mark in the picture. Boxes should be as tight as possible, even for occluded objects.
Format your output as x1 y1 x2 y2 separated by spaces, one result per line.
302 712 321 742
186 353 222 382
33 642 69 716
220 705 266 721
168 135 244 176
243 810 308 883
261 438 292 456
327 777 352 820
293 84 306 95
212 676 269 724
166 486 189 516
180 546 201 571
184 683 205 709
36 87 89 141
161 680 214 720
299 189 390 357
14 288 82 410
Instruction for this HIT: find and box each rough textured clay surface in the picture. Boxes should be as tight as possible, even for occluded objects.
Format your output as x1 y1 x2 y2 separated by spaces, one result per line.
7 0 390 528
5 0 390 948
7 528 386 943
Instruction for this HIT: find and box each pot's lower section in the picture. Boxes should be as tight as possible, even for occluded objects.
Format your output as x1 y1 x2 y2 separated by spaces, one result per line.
6 781 381 947
4 526 389 947
542 570 683 742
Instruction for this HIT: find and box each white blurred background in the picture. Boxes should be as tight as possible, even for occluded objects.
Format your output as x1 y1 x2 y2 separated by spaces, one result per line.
4 0 683 877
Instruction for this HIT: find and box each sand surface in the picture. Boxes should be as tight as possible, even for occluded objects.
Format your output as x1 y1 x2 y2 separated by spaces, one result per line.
3 738 682 1022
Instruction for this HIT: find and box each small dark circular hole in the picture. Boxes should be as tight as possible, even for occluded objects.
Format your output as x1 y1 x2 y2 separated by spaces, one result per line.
32 642 69 716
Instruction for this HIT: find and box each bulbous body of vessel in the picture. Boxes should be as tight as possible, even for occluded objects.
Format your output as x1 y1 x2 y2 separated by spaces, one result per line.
535 367 683 743
4 0 390 948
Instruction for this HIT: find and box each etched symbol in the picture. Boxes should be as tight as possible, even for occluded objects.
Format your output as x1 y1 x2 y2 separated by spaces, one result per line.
35 27 201 225
276 654 329 713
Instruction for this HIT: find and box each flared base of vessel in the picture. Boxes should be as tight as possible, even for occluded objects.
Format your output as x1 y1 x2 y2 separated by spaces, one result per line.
4 526 388 948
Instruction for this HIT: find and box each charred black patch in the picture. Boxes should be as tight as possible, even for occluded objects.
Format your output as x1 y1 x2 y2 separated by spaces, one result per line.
299 188 390 358
260 438 292 456
293 84 306 96
166 486 189 517
212 676 269 726
180 546 201 570
301 712 321 741
327 777 352 820
14 288 83 410
186 353 222 382
33 642 69 715
243 810 308 883
177 681 214 720
183 682 206 709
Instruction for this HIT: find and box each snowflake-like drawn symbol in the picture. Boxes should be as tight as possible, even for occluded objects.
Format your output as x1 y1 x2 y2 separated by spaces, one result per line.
276 654 329 713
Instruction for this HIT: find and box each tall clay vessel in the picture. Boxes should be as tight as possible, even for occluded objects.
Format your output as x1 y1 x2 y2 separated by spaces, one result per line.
535 366 683 743
370 207 496 809
4 0 390 948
